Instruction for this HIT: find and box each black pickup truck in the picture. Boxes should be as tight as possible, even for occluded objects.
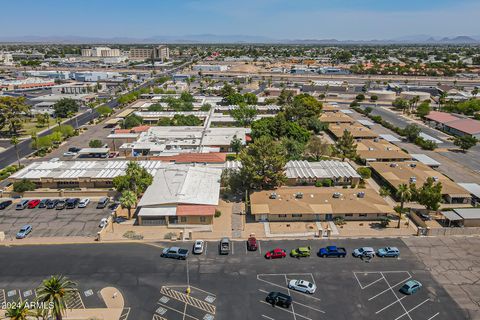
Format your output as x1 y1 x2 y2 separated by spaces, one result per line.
318 246 347 258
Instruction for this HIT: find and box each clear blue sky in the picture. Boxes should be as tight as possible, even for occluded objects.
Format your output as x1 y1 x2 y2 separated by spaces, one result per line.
1 0 479 40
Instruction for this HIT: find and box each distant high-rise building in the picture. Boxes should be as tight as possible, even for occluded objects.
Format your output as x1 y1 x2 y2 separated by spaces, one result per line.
81 47 120 57
129 45 169 61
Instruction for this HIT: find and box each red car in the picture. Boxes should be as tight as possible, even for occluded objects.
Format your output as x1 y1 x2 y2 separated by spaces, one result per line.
27 199 41 209
247 236 258 251
265 248 287 259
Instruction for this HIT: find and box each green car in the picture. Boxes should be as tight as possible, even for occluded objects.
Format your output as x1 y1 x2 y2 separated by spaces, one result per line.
290 246 311 258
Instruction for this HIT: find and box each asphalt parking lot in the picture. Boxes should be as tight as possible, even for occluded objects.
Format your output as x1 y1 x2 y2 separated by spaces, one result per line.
0 200 112 238
0 238 467 320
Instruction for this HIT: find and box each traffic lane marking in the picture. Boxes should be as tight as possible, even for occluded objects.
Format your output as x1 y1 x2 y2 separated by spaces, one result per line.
258 289 325 314
259 301 312 320
156 302 199 320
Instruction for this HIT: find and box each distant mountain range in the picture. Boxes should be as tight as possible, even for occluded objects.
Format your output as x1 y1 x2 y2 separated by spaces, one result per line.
0 34 479 44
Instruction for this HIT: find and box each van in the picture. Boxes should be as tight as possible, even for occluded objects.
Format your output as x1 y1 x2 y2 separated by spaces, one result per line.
96 197 109 209
15 200 29 210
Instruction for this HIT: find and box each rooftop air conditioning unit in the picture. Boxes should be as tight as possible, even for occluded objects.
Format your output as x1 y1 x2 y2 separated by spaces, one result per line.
357 192 365 198
374 138 379 142
390 163 398 168
409 177 417 183
295 192 304 199
269 192 277 199
432 176 439 182
333 192 341 198
409 163 417 168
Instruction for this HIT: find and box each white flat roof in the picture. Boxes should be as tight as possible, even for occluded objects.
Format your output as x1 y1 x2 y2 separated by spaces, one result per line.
411 154 441 166
419 132 443 144
340 109 353 114
138 206 176 217
453 208 480 220
357 120 375 126
78 148 109 154
458 183 480 198
379 134 401 142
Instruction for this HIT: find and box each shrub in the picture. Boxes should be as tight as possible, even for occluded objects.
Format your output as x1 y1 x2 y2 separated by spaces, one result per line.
214 209 222 218
321 179 333 187
13 179 36 193
357 167 372 179
315 180 322 187
89 139 104 148
334 216 346 225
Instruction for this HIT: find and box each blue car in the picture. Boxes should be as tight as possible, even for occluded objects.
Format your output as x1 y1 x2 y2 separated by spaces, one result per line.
16 225 32 239
376 247 400 257
400 280 422 295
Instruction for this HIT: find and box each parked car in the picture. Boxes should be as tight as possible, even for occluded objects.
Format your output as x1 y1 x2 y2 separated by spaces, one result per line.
288 279 316 294
114 217 127 223
247 235 258 251
78 198 90 208
27 199 40 209
290 246 311 258
419 213 432 221
16 200 29 210
68 147 81 153
318 246 347 258
193 240 205 254
16 225 32 239
98 218 108 228
219 237 230 255
108 202 120 211
353 247 375 258
0 200 12 210
265 248 287 259
63 151 77 157
376 247 400 257
161 247 189 260
46 199 59 209
96 197 109 209
400 280 422 295
265 292 292 308
66 198 80 209
38 199 50 208
55 200 66 210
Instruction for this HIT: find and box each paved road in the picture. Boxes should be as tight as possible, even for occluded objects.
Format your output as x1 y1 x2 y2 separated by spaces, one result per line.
0 239 466 320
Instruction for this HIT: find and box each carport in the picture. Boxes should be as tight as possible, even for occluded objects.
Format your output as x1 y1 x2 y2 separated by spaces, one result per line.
137 206 176 225
441 211 463 227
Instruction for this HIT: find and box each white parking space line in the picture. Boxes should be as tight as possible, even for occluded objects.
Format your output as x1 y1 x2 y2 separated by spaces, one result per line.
376 296 407 314
284 274 297 320
362 277 384 289
157 302 199 320
393 299 431 320
257 274 322 303
382 274 413 320
258 240 262 255
427 312 440 320
245 241 248 254
204 242 208 255
262 315 274 320
259 301 312 320
231 242 234 255
291 300 325 314
368 276 412 301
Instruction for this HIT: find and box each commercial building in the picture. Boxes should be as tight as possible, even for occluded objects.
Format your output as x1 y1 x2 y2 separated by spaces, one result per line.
400 91 431 101
369 161 471 204
0 53 13 66
136 166 221 226
81 47 121 57
129 45 169 61
72 71 121 82
250 187 394 222
425 111 480 139
192 65 229 72
119 126 248 156
0 78 55 91
284 160 360 186
51 83 96 95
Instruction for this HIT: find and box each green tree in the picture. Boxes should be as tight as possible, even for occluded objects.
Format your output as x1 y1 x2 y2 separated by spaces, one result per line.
277 89 294 106
239 136 287 190
281 137 306 160
37 135 53 150
120 190 137 219
96 105 113 117
453 135 478 152
396 184 412 228
13 179 36 193
392 98 409 113
357 167 372 179
243 92 258 105
224 93 245 105
379 186 391 198
121 114 143 129
220 83 235 98
0 96 30 135
113 161 153 196
53 98 79 118
36 275 77 320
335 130 357 160
89 139 104 148
53 124 75 138
305 135 330 160
416 177 443 211
355 94 365 101
416 101 431 118
284 94 322 126
230 135 243 156
370 95 379 102
230 105 258 127
402 124 421 142
4 300 33 320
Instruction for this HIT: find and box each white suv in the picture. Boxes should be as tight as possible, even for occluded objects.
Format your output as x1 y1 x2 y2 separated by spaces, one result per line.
78 198 90 208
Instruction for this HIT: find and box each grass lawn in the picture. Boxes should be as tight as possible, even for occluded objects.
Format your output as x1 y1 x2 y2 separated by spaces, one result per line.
0 117 59 138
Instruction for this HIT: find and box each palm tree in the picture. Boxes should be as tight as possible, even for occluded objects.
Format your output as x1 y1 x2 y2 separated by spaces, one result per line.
10 136 21 167
120 190 137 220
31 132 38 150
36 275 77 320
396 184 412 228
4 300 32 320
